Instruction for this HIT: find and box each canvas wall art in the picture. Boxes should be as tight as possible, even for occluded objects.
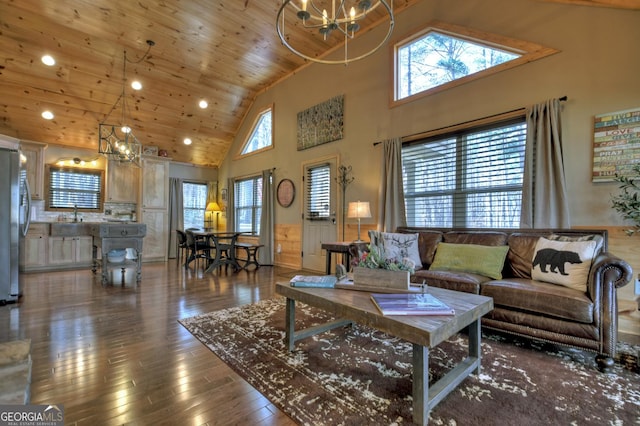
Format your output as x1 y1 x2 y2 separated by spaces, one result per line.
297 95 344 150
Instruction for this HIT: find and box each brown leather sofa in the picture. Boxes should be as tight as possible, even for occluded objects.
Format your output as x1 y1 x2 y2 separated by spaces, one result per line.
353 228 633 371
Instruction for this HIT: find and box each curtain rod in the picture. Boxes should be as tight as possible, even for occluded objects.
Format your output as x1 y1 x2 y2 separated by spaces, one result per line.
373 96 568 146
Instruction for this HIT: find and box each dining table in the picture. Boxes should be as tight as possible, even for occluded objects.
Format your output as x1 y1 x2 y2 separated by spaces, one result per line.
192 230 246 273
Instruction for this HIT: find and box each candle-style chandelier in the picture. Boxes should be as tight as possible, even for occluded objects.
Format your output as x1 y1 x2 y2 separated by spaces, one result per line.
276 0 394 65
98 40 154 165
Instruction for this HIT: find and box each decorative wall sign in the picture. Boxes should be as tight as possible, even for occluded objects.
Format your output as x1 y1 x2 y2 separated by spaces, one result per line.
297 95 344 151
277 179 295 208
592 107 640 182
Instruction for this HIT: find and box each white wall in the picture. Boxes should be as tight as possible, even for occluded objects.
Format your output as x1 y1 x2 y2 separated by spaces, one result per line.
219 0 640 229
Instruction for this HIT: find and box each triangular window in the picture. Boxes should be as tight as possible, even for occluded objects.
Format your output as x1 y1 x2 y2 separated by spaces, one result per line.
393 22 558 104
239 105 273 156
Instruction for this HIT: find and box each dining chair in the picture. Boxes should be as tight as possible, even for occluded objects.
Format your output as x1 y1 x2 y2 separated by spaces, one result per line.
176 230 188 266
185 230 214 270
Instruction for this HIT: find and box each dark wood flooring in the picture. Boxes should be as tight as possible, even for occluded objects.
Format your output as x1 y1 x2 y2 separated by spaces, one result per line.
0 261 298 425
2 261 637 425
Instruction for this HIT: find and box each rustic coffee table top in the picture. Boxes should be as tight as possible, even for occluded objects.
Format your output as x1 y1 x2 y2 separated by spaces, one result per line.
275 283 493 348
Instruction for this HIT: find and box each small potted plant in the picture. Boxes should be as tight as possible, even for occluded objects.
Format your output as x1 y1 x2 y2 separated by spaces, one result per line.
353 243 415 290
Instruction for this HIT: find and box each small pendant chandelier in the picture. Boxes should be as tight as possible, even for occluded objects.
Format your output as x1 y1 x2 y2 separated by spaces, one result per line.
98 40 154 165
276 0 394 65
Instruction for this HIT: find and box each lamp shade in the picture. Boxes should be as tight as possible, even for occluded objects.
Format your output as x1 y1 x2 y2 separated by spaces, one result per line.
206 202 221 212
347 201 371 219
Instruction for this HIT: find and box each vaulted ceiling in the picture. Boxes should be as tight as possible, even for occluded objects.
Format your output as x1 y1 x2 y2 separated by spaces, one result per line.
0 0 636 167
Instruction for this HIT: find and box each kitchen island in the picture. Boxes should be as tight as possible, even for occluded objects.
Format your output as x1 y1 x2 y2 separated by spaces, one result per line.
89 223 146 285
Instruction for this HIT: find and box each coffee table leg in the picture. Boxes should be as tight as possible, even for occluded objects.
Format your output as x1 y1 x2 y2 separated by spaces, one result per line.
412 344 429 426
468 319 481 374
285 297 296 352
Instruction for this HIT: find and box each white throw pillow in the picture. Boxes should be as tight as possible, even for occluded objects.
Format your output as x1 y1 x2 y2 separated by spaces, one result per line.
379 232 423 269
531 237 598 292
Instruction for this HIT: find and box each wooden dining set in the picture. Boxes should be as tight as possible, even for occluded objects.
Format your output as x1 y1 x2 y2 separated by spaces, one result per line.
176 229 263 273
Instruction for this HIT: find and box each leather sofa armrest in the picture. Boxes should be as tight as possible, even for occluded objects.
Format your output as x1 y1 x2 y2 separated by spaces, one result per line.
589 251 633 292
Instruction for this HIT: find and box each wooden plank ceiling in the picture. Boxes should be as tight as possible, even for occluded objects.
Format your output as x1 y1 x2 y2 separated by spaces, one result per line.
0 0 637 167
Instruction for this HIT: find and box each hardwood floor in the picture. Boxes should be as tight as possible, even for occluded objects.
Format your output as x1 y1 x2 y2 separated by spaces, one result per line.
0 262 298 425
2 261 638 425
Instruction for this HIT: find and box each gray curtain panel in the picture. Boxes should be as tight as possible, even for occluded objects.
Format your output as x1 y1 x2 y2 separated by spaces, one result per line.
521 98 571 228
167 177 184 259
378 137 407 232
258 169 274 265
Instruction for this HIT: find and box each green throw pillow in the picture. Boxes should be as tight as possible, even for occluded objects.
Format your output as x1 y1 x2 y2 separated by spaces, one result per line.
430 242 509 279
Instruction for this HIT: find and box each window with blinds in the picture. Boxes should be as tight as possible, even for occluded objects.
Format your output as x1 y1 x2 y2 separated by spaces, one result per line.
183 182 207 230
234 175 262 234
46 166 104 211
305 164 331 220
402 118 526 228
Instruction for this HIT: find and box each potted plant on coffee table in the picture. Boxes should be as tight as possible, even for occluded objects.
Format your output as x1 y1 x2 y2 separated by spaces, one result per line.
354 243 416 290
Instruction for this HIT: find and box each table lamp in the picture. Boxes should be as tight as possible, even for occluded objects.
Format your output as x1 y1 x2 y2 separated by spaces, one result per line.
347 201 371 242
206 202 222 229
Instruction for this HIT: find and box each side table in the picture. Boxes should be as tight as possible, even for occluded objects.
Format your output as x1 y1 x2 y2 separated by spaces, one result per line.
321 241 367 274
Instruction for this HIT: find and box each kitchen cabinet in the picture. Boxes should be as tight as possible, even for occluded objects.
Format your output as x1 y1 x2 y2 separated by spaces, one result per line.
48 236 93 266
106 160 139 203
20 141 47 200
139 156 170 262
19 223 48 271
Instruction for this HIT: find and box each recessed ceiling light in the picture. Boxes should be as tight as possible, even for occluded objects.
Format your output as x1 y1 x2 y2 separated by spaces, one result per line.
183 138 192 145
41 55 55 66
41 110 54 120
198 100 208 109
131 80 142 90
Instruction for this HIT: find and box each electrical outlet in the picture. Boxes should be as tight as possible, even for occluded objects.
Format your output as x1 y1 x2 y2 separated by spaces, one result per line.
277 243 282 254
635 277 640 295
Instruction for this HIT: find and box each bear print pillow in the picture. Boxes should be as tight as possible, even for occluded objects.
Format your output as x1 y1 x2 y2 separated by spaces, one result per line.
531 237 598 292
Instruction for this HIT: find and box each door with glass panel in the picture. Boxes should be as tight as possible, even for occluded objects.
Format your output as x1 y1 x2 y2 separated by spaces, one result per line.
302 158 337 272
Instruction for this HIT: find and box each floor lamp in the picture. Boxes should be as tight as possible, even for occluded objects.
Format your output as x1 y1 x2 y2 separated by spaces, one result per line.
206 202 222 230
347 201 371 242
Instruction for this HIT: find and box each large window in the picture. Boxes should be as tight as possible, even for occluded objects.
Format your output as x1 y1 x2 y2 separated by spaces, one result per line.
234 176 262 234
46 166 104 211
402 119 526 228
183 182 208 230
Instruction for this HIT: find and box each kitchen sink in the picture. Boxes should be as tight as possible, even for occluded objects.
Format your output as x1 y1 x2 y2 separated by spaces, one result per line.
49 222 92 236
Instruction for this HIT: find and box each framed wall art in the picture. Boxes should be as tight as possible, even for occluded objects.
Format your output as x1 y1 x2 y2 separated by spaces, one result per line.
592 107 640 182
276 178 295 208
297 95 344 151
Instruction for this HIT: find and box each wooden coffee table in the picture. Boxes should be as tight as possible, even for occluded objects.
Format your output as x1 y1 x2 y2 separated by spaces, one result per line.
275 283 494 425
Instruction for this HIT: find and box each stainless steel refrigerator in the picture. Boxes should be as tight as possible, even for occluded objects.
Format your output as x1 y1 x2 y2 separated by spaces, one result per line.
0 140 31 304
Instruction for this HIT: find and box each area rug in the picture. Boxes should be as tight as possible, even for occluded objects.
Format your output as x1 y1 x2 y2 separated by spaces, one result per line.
179 298 640 425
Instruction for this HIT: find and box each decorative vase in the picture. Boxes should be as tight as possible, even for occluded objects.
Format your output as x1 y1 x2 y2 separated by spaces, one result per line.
353 266 410 290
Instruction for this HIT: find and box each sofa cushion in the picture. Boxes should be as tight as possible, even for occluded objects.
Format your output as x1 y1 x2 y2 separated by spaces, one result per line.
369 230 423 269
507 234 540 279
429 242 509 280
413 269 491 294
416 231 443 267
531 237 598 292
547 233 604 254
443 231 508 246
481 278 594 323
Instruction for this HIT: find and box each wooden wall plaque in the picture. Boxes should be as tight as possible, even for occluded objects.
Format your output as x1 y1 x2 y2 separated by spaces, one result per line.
592 107 640 182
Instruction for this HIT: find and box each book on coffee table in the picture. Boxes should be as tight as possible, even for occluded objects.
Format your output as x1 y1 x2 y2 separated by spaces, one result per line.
290 275 337 288
370 293 455 316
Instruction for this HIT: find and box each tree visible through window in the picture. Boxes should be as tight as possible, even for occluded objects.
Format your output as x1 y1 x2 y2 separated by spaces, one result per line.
397 30 519 100
234 176 262 234
183 182 207 230
240 106 273 156
402 119 527 228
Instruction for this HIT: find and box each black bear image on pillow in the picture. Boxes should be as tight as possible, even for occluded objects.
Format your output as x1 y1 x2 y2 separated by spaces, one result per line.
532 248 582 276
531 238 598 292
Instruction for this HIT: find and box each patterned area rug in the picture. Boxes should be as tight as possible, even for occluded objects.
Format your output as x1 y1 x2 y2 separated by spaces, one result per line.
179 298 640 425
